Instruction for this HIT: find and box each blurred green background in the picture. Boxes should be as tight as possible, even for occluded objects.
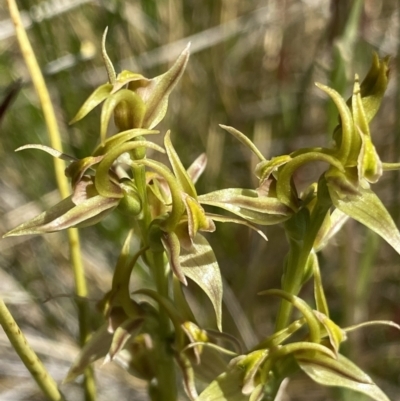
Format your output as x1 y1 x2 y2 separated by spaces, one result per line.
1 0 400 400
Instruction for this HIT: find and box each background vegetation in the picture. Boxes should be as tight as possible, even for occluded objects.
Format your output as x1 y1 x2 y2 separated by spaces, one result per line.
1 0 400 400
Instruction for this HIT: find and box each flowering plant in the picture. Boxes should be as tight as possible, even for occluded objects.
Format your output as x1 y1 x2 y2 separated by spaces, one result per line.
2 14 400 401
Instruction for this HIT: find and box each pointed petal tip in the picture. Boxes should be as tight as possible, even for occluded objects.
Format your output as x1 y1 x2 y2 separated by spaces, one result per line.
15 144 46 153
62 371 76 385
102 27 109 44
178 43 191 59
259 231 268 242
2 229 32 238
102 354 111 366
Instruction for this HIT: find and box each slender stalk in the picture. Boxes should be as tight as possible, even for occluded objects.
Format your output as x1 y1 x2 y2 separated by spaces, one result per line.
7 0 69 198
0 298 66 401
69 228 96 401
275 199 331 332
150 251 177 401
133 154 176 400
7 1 95 399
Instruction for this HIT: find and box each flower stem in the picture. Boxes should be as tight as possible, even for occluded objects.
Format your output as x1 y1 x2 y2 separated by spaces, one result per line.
0 298 66 401
7 1 95 399
150 251 177 401
276 198 331 332
69 228 96 401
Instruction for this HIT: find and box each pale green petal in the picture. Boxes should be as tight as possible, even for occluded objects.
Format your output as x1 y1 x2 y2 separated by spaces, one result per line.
298 353 390 401
180 233 223 331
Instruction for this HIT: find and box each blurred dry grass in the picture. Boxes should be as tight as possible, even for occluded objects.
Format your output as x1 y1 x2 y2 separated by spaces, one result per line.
1 0 400 400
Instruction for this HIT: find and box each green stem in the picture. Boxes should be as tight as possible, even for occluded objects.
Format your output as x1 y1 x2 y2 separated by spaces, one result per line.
69 228 96 401
7 1 95 399
149 251 177 401
276 198 331 331
132 157 176 400
6 0 69 199
0 298 66 401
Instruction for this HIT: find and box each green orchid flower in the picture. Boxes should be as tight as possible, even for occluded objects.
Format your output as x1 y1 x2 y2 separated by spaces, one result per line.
70 28 190 145
3 132 165 237
197 289 397 401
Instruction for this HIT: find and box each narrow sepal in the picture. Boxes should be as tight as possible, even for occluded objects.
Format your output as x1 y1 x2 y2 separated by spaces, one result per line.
137 43 190 129
187 153 207 184
310 251 330 317
164 131 197 198
198 188 293 225
344 320 400 335
206 213 267 242
16 144 76 162
255 319 305 349
297 353 390 401
219 125 266 162
3 195 119 237
358 53 390 123
352 75 382 182
69 83 113 124
316 82 354 163
101 27 116 84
